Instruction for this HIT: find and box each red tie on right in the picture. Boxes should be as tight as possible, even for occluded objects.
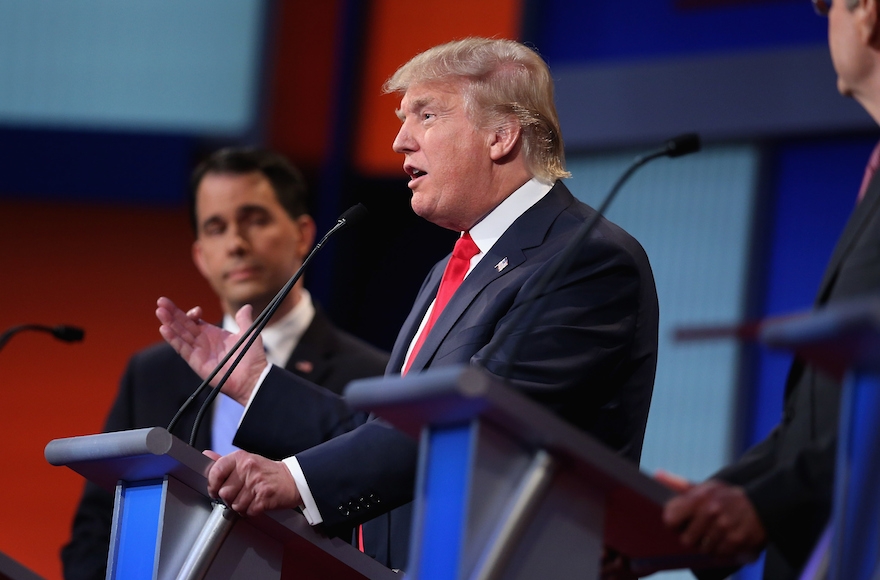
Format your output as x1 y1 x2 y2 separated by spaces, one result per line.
402 232 480 375
857 140 880 204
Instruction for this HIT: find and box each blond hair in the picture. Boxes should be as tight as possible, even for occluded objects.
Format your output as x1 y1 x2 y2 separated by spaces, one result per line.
384 37 570 181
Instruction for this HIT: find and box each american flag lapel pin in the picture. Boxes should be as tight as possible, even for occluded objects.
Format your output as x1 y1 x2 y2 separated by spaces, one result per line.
495 257 509 272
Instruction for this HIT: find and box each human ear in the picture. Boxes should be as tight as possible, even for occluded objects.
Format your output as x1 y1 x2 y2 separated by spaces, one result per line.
192 241 210 280
857 0 880 47
489 117 522 161
294 215 317 259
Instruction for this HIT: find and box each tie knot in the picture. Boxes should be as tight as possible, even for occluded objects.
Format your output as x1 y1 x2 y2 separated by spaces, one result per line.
453 232 480 261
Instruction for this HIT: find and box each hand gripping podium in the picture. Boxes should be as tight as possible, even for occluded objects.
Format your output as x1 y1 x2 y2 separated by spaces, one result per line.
344 365 731 580
44 428 398 580
759 296 880 580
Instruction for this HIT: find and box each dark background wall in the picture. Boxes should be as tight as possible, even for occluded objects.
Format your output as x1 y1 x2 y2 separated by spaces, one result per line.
0 1 874 578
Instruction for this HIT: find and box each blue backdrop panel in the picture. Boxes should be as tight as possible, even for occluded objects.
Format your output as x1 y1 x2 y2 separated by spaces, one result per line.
0 127 194 204
529 0 826 65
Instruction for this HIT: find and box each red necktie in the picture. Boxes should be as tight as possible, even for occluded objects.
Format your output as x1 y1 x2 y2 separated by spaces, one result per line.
857 140 880 204
402 232 480 375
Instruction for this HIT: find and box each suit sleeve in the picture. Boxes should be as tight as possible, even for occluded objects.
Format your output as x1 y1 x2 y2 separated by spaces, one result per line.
233 365 371 459
233 365 417 529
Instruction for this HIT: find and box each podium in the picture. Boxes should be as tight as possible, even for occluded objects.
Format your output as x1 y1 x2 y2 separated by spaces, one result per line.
45 427 398 580
759 296 880 580
345 365 734 580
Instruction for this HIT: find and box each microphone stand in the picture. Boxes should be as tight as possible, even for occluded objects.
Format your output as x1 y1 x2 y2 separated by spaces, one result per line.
165 204 368 446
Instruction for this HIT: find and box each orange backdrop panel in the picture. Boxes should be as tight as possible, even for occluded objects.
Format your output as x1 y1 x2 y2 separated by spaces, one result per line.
354 0 523 176
267 0 341 168
0 200 219 580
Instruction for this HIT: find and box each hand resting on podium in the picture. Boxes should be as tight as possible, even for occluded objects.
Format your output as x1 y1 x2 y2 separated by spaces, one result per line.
600 471 765 579
657 471 767 559
204 449 302 517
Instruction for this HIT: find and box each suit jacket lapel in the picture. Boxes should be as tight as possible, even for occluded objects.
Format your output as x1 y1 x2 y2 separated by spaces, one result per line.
402 182 573 374
815 172 880 304
387 262 445 373
284 305 339 394
786 172 880 395
283 308 334 386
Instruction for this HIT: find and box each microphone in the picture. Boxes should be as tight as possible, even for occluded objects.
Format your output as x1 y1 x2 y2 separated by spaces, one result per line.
662 133 700 158
0 324 85 353
167 204 369 445
484 133 701 380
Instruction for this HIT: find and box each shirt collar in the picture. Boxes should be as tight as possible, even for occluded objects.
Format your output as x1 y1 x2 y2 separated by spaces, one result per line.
468 177 554 255
222 289 316 367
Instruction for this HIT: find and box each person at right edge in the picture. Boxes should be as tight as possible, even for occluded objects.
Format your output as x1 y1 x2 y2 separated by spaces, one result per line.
604 1 880 579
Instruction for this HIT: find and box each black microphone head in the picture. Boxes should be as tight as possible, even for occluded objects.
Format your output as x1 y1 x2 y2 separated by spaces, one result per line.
338 203 369 227
664 133 701 158
52 325 85 343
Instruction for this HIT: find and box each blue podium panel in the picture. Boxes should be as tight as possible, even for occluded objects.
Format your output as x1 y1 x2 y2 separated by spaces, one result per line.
111 479 164 580
416 423 474 580
829 372 880 580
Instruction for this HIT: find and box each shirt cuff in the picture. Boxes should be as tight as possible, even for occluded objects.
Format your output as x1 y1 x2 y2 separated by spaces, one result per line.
282 455 323 525
239 363 272 426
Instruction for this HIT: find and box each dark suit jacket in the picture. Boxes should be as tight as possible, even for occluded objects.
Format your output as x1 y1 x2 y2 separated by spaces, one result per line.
60 308 389 580
233 182 660 571
708 173 880 580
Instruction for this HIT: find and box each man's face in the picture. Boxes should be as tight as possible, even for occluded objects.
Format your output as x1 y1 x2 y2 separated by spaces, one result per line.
828 0 870 97
192 171 314 315
392 81 499 231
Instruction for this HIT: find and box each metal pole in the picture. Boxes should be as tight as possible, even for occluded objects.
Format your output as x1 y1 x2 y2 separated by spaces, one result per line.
469 449 555 580
175 501 239 580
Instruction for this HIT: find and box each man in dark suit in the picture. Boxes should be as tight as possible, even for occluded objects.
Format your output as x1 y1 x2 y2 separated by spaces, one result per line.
157 38 659 573
61 148 389 580
643 2 880 579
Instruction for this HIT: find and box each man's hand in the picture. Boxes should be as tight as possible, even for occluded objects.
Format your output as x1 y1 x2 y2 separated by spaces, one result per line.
156 296 267 405
663 478 767 557
206 450 301 517
655 469 693 493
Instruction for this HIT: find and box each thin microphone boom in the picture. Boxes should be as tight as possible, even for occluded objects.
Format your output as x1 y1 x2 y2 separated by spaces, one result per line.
483 133 701 381
0 324 85 353
166 204 369 445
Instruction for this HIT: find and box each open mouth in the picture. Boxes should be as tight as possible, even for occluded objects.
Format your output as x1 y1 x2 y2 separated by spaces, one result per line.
405 163 427 182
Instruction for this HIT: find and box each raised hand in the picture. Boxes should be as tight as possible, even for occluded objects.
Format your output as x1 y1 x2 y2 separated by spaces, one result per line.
156 296 267 405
